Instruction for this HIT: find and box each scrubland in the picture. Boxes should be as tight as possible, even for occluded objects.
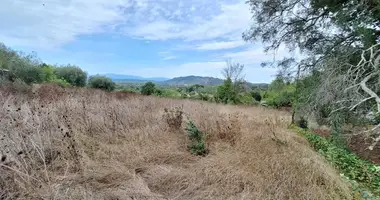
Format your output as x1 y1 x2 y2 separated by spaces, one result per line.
0 84 353 199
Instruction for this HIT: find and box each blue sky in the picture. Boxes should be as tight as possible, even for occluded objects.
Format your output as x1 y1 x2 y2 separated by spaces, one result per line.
0 0 286 83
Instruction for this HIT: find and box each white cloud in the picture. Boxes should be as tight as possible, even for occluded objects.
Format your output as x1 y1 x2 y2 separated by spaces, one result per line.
0 0 252 49
223 46 290 65
195 40 246 50
127 1 251 42
0 0 129 48
163 56 177 60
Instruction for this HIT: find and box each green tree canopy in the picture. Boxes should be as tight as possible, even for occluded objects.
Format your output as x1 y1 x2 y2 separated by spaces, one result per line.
141 82 156 95
88 75 116 91
55 65 87 87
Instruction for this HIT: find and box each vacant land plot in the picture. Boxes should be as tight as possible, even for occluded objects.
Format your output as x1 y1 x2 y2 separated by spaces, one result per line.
1 84 352 199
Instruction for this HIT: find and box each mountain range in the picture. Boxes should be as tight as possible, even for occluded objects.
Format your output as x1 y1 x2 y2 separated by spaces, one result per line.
102 73 169 82
102 74 267 87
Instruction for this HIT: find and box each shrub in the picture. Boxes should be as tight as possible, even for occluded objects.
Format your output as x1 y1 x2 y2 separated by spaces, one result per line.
55 65 87 87
0 43 46 84
7 57 45 84
50 78 71 87
40 63 57 82
88 75 116 91
297 128 380 197
216 78 238 104
251 91 262 102
185 120 209 156
141 82 156 95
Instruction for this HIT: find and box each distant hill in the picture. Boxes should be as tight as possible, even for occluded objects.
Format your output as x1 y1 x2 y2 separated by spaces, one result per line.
163 76 224 86
102 74 268 87
102 73 169 82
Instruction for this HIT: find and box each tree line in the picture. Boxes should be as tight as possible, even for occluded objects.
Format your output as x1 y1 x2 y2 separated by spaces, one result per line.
0 43 116 91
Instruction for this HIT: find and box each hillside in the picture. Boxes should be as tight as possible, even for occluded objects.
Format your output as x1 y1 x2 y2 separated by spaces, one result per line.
163 75 224 86
0 84 353 199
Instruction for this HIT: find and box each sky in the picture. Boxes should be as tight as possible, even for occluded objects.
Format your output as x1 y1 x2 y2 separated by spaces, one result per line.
0 0 285 83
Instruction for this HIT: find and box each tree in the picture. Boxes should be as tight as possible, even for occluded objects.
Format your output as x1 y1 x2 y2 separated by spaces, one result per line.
243 0 380 148
315 44 380 149
55 65 87 87
244 0 380 74
141 82 156 95
222 60 245 84
216 61 246 104
216 78 241 104
88 75 116 91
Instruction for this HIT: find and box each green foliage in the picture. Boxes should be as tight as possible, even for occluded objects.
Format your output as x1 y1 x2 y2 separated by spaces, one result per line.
297 128 380 197
0 50 45 84
141 82 156 95
88 75 116 91
10 62 45 84
251 91 262 102
54 65 87 87
40 63 57 82
186 84 204 93
216 78 239 104
115 84 140 93
185 120 209 156
265 84 295 108
50 78 71 87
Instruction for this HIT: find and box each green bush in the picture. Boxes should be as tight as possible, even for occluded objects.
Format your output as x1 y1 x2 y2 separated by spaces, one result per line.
297 128 380 197
50 78 71 87
40 63 57 82
6 56 45 84
141 82 156 95
0 43 47 85
185 121 209 156
251 91 262 102
55 65 87 87
216 78 239 104
88 75 116 91
158 88 182 98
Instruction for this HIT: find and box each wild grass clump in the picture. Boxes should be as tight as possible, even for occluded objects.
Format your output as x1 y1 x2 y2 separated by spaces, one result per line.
163 105 184 130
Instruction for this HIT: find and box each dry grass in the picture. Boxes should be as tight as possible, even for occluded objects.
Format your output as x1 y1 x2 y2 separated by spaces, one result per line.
0 84 353 199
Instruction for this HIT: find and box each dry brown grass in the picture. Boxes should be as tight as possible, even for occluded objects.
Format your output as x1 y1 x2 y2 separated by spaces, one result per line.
0 84 353 199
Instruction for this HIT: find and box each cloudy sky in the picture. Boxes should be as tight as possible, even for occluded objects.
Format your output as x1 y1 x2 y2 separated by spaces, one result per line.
0 0 282 82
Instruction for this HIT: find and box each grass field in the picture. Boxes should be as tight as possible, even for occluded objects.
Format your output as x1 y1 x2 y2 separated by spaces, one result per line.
0 84 353 199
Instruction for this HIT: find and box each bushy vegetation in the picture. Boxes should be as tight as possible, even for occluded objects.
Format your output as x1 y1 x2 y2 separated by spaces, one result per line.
0 43 86 88
297 127 380 198
185 120 209 156
216 78 238 104
251 91 262 102
88 75 116 91
141 81 156 95
54 65 87 87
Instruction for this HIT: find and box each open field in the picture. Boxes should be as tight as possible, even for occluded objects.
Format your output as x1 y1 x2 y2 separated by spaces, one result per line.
0 84 353 199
